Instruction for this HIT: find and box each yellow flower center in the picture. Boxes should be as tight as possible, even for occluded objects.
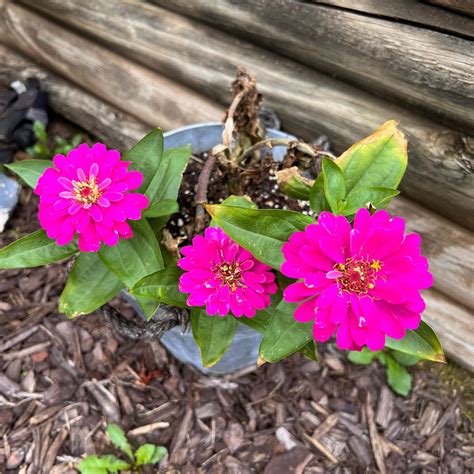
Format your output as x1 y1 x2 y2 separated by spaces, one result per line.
215 262 242 292
72 177 101 205
336 258 382 294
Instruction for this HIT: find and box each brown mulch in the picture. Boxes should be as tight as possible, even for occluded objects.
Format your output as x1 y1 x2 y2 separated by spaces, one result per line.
1 183 473 474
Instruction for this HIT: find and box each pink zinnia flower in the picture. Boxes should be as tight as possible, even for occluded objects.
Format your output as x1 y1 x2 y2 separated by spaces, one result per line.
178 227 277 317
35 143 148 252
282 209 433 351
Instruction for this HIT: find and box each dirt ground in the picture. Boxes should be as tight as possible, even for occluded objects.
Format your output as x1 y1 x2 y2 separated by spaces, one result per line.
0 123 473 473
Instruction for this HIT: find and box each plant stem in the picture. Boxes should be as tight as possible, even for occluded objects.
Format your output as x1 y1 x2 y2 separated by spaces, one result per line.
237 138 335 164
195 151 217 233
237 138 295 163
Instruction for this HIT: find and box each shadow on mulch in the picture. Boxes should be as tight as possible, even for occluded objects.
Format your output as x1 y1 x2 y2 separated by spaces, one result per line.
1 178 473 474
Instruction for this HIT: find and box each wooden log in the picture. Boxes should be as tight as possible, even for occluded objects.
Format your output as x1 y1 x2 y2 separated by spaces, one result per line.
422 289 474 371
426 0 474 17
16 0 474 230
306 0 474 38
0 45 149 150
0 4 222 132
150 0 474 131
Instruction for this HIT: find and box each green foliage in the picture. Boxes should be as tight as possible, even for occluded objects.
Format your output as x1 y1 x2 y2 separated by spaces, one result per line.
348 346 422 396
135 444 167 466
279 171 313 200
5 160 53 188
78 455 130 474
0 230 77 269
309 174 330 214
143 199 179 218
385 321 445 363
107 424 134 462
321 157 346 214
310 121 407 216
348 347 380 365
59 253 123 318
259 300 313 363
385 354 412 396
206 205 313 270
99 220 164 319
132 265 187 307
191 308 239 367
26 121 82 159
78 423 167 473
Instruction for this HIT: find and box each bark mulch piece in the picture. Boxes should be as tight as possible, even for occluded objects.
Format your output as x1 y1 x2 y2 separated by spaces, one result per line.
1 182 473 474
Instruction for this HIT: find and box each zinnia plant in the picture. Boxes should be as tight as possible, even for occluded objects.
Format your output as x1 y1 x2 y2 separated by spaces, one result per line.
0 75 445 375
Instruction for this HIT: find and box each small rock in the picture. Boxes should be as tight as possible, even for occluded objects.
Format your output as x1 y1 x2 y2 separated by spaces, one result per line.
223 422 244 453
6 447 25 470
276 427 298 451
31 350 49 363
0 173 21 232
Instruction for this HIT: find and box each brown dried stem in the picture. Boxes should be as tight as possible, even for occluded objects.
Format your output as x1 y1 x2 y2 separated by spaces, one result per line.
237 138 335 164
194 150 218 233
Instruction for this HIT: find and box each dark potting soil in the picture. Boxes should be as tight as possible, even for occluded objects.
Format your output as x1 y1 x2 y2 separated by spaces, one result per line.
167 152 310 241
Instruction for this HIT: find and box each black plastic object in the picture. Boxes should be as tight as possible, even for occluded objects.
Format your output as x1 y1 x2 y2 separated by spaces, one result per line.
0 78 48 163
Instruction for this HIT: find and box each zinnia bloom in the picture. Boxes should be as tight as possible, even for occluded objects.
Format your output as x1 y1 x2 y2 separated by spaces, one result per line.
178 227 277 317
282 209 433 351
35 143 148 252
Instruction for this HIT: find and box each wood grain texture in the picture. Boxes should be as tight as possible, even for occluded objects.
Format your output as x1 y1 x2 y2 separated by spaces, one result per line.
1 3 222 131
426 0 474 16
151 0 474 131
0 45 150 150
19 0 474 229
307 0 474 38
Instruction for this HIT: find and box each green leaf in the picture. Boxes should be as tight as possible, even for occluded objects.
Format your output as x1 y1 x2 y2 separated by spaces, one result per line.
124 129 164 196
78 454 131 474
300 341 318 361
99 220 163 288
135 444 167 466
385 321 446 363
220 195 257 208
132 141 191 206
277 169 312 200
259 300 313 363
135 296 160 321
343 187 400 215
237 291 283 334
391 350 420 366
0 230 77 269
191 309 239 367
336 120 407 211
385 354 412 396
59 253 123 318
206 205 313 270
99 220 164 319
106 424 134 462
238 309 272 334
309 174 330 215
33 121 47 142
144 199 179 218
132 265 187 307
322 157 346 214
348 347 380 365
6 160 53 188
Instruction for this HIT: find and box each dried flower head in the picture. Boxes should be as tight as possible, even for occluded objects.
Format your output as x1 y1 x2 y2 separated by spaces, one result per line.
178 227 277 317
35 143 148 252
282 209 433 351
